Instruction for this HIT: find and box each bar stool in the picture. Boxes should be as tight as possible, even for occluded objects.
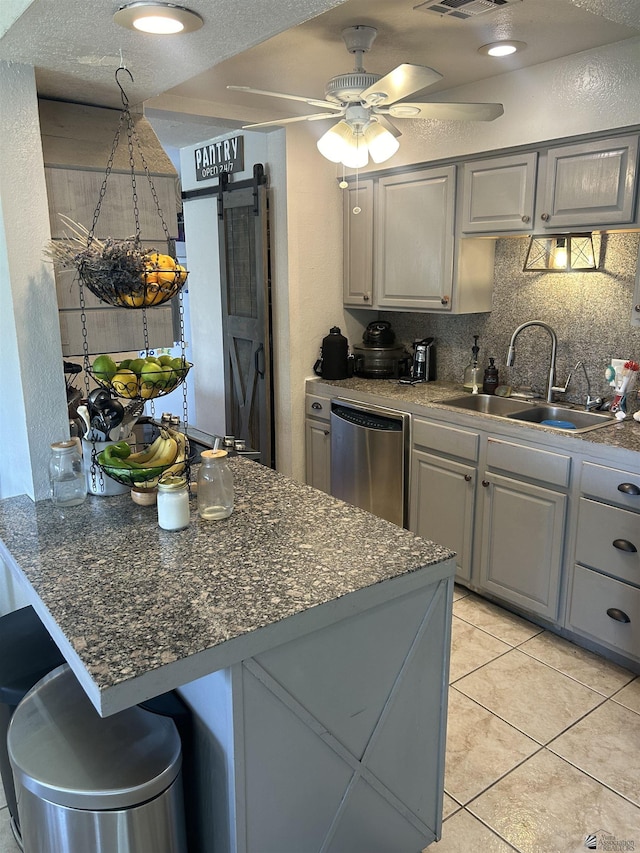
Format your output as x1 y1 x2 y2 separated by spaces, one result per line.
0 606 65 847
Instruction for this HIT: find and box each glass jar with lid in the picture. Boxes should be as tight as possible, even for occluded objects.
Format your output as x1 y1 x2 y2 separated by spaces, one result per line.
197 450 234 520
157 475 190 531
49 440 87 507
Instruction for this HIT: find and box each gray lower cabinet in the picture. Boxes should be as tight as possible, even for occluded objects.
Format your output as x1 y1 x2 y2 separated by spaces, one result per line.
305 394 331 494
410 418 479 582
477 437 569 621
566 461 640 663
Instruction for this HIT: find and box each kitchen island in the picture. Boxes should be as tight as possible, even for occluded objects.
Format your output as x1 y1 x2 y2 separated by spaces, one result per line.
0 456 455 853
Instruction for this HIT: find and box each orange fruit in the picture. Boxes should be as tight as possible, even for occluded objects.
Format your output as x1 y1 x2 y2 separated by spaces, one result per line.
119 291 145 308
157 270 178 287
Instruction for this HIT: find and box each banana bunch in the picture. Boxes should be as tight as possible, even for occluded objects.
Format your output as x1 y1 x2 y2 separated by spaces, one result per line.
97 429 188 488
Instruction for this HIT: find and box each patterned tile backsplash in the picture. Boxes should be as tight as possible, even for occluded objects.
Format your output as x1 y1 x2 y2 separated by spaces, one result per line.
380 233 640 408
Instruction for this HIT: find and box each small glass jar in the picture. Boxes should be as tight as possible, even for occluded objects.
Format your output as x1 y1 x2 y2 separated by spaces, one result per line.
49 440 87 507
197 450 234 520
157 476 190 531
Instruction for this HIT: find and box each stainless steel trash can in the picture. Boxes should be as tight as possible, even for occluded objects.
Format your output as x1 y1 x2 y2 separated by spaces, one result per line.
8 664 187 853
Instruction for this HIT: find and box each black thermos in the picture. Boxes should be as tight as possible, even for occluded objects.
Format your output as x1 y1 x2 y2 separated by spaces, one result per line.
316 327 349 379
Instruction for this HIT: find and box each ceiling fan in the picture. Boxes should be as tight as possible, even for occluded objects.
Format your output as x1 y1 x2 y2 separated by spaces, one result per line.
228 25 504 168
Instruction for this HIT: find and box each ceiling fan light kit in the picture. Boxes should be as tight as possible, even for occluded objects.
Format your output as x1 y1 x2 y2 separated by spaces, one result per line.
229 24 504 170
113 2 203 34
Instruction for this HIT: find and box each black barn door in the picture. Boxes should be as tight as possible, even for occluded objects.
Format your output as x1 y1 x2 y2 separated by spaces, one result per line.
218 167 274 467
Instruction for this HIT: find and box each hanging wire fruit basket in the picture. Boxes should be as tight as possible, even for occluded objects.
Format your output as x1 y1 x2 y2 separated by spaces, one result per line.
43 67 188 310
87 353 192 401
96 428 189 490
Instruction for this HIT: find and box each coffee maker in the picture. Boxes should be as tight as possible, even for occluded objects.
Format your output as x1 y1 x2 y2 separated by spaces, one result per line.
403 338 436 384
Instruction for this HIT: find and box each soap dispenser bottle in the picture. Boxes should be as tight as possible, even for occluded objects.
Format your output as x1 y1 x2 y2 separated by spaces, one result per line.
483 357 499 395
463 336 481 394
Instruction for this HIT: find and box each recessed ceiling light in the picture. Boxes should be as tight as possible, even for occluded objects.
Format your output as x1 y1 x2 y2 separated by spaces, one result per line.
113 3 203 34
478 40 526 57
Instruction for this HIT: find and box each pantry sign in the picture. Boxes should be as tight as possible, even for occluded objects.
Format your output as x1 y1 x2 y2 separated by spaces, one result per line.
194 136 244 181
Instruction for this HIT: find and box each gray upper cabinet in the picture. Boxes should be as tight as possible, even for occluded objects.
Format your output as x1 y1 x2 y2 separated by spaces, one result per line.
460 132 639 236
539 134 639 228
343 165 494 313
460 152 537 234
343 179 374 306
375 167 455 311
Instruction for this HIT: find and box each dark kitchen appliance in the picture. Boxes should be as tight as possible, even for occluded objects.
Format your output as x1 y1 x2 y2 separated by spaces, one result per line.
353 321 411 379
410 337 436 383
314 327 350 379
330 399 409 527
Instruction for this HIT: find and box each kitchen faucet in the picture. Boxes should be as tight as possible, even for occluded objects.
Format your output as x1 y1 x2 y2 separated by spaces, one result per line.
506 321 567 403
564 360 603 410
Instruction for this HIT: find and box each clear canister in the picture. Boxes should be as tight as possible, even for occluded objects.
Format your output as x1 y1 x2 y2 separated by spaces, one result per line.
157 476 190 531
197 450 234 520
49 440 87 507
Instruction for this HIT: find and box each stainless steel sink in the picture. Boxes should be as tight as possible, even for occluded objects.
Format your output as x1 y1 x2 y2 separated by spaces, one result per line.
438 394 535 416
438 395 617 433
507 404 616 433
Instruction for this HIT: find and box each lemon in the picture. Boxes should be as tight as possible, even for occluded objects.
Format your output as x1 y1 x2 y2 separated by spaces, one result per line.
111 369 138 399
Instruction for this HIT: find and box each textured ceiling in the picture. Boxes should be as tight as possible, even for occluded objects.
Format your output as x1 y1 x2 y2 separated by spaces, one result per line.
1 0 639 149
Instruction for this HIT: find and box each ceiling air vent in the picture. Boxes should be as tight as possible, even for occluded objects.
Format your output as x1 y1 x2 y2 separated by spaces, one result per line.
414 0 521 20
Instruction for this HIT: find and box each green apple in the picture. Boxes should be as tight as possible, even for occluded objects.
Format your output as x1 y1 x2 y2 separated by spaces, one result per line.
92 354 117 382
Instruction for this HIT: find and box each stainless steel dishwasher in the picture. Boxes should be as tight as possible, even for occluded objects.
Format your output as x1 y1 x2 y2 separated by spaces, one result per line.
330 399 409 527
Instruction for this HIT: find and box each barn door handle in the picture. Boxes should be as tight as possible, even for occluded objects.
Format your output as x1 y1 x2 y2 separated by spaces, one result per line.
255 343 265 378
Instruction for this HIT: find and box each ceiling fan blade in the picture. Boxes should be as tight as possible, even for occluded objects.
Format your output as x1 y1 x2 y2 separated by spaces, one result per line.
228 85 342 113
242 113 341 129
374 114 402 138
386 102 504 121
360 64 443 107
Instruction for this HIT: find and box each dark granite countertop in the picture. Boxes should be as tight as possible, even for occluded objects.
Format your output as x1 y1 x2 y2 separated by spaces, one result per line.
0 457 454 714
309 378 640 457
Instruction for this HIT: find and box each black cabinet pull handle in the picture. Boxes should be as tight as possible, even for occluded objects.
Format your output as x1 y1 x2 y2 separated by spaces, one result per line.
482 480 490 487
617 482 640 496
612 539 637 553
312 402 322 410
464 474 472 482
607 608 631 623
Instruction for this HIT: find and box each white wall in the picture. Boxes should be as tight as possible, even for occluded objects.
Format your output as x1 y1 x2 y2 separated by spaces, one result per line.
0 62 68 501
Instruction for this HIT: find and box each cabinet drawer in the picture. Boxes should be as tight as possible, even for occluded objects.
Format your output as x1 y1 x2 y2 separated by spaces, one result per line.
581 461 640 510
568 564 640 661
305 395 331 421
412 418 479 462
486 438 571 487
576 498 640 584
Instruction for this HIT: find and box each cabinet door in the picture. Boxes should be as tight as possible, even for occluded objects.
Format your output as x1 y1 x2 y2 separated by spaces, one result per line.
410 449 475 582
305 418 331 494
375 167 455 311
343 179 374 306
478 473 566 621
461 153 537 234
539 135 639 228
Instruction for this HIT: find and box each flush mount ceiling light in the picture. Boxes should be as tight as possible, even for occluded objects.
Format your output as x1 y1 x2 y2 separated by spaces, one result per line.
523 233 598 273
113 2 203 34
478 40 526 57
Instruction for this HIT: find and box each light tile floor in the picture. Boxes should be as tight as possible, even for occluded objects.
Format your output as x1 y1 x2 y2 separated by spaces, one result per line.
0 585 638 853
